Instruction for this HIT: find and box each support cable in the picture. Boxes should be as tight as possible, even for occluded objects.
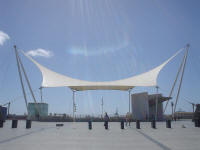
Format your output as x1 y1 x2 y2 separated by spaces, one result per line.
18 54 37 104
18 51 40 117
14 45 28 112
163 49 186 113
173 44 189 114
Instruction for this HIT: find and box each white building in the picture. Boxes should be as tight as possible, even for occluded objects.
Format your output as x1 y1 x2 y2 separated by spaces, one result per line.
131 92 170 121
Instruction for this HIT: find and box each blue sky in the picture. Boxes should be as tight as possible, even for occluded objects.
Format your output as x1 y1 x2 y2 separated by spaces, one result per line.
0 0 200 115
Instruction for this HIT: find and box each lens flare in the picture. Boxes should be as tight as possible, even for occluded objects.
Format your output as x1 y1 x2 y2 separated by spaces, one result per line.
66 0 133 56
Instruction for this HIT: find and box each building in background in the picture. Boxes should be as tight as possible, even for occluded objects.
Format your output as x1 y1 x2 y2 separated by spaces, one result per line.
173 111 193 119
28 103 48 120
0 106 7 121
131 92 171 121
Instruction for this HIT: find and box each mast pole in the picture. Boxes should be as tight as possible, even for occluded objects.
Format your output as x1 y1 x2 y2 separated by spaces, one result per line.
8 102 10 115
174 44 189 114
192 104 195 113
163 52 185 113
72 90 76 122
155 86 159 121
18 56 37 104
18 52 40 118
128 89 131 113
171 102 174 120
14 45 28 112
39 87 43 103
101 97 104 118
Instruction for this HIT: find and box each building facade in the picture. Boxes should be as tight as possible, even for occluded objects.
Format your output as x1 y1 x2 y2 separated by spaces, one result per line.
28 103 48 120
131 92 170 121
0 106 7 121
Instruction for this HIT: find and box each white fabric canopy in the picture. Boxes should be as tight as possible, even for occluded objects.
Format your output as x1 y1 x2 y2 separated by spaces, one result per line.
22 49 183 91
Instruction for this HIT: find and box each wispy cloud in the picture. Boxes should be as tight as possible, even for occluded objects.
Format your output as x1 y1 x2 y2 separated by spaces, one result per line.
0 30 10 46
67 40 129 56
26 48 53 58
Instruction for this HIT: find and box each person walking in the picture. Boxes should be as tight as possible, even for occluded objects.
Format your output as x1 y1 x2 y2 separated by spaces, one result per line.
126 112 132 126
104 112 109 129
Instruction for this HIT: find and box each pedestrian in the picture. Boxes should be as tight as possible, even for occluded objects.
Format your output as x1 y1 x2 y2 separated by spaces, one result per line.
104 112 109 127
126 112 132 126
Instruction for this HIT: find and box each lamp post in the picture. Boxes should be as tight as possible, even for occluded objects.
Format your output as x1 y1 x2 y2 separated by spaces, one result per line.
101 97 104 119
39 87 43 103
171 102 174 120
72 90 76 122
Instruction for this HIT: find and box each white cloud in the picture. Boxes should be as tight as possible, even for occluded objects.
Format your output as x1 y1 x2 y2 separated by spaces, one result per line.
0 30 10 46
26 48 53 58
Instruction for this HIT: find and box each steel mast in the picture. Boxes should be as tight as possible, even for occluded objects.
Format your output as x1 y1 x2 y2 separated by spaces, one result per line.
14 45 28 113
173 44 189 115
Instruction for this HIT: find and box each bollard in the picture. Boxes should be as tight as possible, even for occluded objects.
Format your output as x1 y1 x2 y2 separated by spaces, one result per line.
104 121 108 130
166 120 171 128
121 120 124 129
136 120 140 129
195 119 200 127
88 121 92 130
194 119 198 127
151 120 156 129
0 120 3 128
12 120 18 128
198 119 200 127
26 120 32 129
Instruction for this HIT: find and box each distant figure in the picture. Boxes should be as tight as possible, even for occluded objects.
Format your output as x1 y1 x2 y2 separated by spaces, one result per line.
104 112 110 122
104 112 109 128
126 112 132 126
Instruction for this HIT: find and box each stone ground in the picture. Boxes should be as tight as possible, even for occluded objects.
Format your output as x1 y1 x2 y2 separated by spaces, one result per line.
0 120 199 150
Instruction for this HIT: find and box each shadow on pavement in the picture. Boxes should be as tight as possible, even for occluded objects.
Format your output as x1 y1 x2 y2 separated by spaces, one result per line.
137 130 171 150
0 127 54 144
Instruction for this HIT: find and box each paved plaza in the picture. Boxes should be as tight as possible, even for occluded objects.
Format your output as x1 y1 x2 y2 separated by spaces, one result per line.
0 120 200 150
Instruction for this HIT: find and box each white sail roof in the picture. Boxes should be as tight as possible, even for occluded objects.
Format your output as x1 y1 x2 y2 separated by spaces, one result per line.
22 49 183 91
